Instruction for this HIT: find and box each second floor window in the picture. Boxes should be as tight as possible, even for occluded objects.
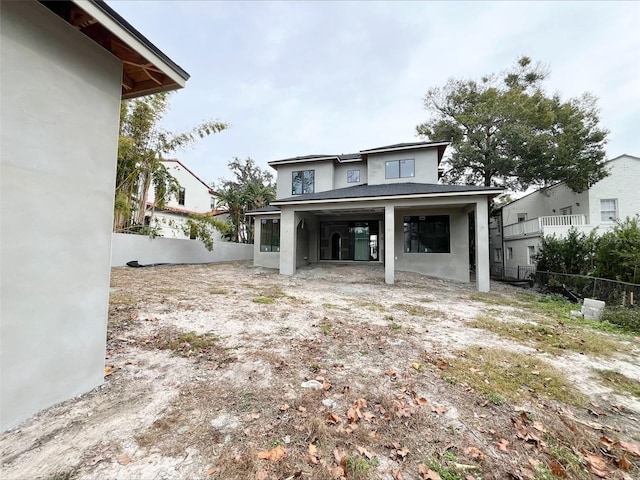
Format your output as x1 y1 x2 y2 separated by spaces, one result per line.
347 169 360 183
178 187 186 206
385 159 415 179
292 170 314 195
260 218 280 252
600 198 618 222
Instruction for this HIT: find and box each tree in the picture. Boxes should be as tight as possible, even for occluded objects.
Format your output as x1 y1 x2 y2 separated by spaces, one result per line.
215 158 276 243
594 216 640 283
114 93 227 233
416 57 609 192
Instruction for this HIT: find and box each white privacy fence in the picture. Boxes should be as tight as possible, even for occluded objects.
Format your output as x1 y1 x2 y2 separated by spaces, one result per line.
111 233 253 267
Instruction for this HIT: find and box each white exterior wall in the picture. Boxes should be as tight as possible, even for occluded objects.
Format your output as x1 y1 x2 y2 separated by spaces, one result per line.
275 161 335 199
502 186 590 226
148 160 214 213
504 237 540 271
367 149 439 185
587 155 639 227
1 1 122 430
333 161 368 189
111 233 253 266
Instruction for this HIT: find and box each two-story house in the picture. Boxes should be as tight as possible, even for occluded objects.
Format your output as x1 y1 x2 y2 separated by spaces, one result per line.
146 159 223 239
249 141 502 291
491 154 640 278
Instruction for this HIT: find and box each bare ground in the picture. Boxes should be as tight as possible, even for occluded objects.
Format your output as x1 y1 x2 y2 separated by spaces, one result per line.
2 261 639 480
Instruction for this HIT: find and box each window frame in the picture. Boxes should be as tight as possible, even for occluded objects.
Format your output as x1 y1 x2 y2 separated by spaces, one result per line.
600 198 618 222
507 247 513 260
527 245 536 264
347 169 360 183
403 215 450 253
385 159 415 179
292 170 315 195
494 248 502 262
260 218 280 252
178 187 186 206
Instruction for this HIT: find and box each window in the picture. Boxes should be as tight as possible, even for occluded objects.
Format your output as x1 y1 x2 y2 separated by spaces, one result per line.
385 159 415 179
600 199 618 222
494 248 502 261
527 245 536 264
517 213 527 222
210 196 216 210
260 219 280 252
507 247 513 260
178 187 186 206
561 206 572 216
403 215 450 253
292 170 314 195
347 169 360 183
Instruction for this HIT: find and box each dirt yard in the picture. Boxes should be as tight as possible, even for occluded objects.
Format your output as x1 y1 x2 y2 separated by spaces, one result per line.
2 261 639 480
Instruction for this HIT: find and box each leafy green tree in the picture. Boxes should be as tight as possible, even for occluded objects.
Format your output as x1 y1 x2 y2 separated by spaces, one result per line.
594 217 640 283
182 214 229 251
114 93 227 232
416 56 609 192
215 158 275 243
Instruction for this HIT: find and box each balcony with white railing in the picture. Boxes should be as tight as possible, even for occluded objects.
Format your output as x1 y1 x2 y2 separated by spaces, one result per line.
503 214 587 239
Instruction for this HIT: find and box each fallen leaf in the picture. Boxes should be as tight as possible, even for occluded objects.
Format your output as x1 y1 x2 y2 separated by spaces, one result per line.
280 404 290 411
257 445 285 462
357 446 375 459
418 464 442 480
620 440 640 457
206 467 217 476
496 439 509 452
414 397 428 406
327 412 342 424
463 446 485 462
431 404 447 415
104 366 113 377
547 460 567 478
330 466 345 478
392 469 405 480
412 362 421 370
618 456 632 470
85 455 105 466
117 454 132 466
585 453 609 478
333 447 346 465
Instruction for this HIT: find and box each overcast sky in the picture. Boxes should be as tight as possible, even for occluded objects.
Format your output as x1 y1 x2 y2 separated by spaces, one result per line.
109 1 640 186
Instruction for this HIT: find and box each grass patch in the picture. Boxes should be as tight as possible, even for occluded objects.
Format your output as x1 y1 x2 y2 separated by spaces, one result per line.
353 299 386 311
345 455 379 479
161 331 219 352
252 296 275 304
595 369 640 398
209 288 228 295
394 303 439 317
467 315 629 357
446 346 587 407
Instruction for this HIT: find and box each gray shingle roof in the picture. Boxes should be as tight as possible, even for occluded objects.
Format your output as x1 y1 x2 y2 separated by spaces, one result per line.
360 141 449 153
246 205 281 214
273 183 501 204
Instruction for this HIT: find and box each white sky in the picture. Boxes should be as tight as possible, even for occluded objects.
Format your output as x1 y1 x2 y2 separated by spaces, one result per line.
109 0 640 187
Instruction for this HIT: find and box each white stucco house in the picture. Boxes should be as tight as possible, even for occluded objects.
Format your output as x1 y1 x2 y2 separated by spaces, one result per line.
146 159 224 239
248 142 502 291
490 154 640 279
1 0 188 430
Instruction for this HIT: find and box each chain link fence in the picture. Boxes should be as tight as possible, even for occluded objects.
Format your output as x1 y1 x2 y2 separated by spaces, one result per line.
534 271 640 306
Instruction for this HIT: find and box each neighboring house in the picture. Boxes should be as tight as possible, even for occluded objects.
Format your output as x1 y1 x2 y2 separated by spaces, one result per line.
146 159 223 239
248 142 502 291
490 154 640 279
1 0 187 430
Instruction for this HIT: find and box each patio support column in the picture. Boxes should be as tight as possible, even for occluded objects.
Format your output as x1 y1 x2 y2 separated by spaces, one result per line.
384 205 395 284
279 208 296 276
475 198 490 292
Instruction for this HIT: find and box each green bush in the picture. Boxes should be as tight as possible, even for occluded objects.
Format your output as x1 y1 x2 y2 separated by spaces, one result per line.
601 307 640 334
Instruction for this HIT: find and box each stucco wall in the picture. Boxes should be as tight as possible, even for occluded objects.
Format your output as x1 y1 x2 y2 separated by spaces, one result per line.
393 208 470 283
111 233 253 266
333 161 368 189
1 1 122 430
274 160 335 199
502 186 590 226
148 161 214 212
367 149 439 185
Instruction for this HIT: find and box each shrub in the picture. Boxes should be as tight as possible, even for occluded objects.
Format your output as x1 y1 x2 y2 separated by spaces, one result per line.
601 306 640 334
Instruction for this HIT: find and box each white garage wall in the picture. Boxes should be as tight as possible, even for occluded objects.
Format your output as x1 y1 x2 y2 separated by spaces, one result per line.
1 1 122 430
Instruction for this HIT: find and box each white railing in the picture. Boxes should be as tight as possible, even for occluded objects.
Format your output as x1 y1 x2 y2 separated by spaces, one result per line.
503 214 586 238
540 214 586 227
